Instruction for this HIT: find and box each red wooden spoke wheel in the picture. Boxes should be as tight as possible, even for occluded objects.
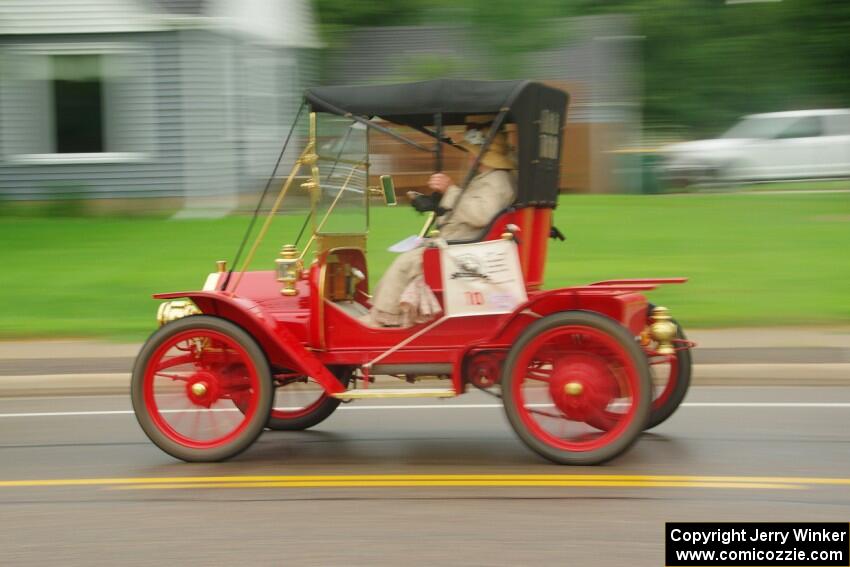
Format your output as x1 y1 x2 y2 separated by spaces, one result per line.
502 311 651 465
645 319 692 430
233 367 352 431
131 316 273 462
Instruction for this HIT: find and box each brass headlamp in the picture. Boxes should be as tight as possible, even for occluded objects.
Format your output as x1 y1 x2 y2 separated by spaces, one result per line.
275 244 303 296
157 300 200 326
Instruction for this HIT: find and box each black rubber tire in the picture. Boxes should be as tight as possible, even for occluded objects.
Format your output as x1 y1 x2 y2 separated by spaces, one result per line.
131 316 274 462
502 311 652 465
644 320 692 430
266 367 353 431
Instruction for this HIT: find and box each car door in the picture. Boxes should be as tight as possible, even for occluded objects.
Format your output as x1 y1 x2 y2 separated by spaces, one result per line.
815 113 850 177
764 116 822 179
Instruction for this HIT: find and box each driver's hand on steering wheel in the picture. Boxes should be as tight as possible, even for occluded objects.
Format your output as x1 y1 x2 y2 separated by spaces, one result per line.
428 173 453 192
407 174 454 213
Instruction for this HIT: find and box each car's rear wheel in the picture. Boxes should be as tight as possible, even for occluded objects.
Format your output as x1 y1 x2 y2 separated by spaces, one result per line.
131 316 273 462
502 311 651 465
245 367 352 430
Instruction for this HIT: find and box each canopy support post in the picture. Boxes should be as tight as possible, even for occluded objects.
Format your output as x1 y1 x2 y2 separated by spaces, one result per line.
434 112 443 172
441 81 530 224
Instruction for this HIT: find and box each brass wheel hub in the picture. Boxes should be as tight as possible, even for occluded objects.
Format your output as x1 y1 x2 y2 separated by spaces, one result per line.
564 381 584 396
549 353 620 421
186 371 219 407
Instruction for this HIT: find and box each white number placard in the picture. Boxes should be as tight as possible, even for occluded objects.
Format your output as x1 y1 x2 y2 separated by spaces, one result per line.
439 239 528 317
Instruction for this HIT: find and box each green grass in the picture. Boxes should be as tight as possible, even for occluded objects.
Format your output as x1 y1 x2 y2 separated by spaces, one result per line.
691 179 850 192
1 193 848 340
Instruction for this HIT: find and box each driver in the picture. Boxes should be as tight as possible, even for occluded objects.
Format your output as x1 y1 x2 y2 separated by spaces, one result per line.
362 116 516 327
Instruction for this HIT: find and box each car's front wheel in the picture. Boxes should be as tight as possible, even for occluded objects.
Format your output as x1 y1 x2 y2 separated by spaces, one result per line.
131 316 273 462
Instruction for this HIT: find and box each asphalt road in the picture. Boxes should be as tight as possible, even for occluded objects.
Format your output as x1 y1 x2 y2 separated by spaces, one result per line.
0 386 848 566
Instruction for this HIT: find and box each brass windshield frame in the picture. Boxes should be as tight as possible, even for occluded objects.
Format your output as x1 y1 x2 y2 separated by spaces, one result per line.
228 111 372 295
301 112 370 259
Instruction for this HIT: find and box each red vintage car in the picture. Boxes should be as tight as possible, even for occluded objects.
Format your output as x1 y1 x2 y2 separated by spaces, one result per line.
131 80 693 465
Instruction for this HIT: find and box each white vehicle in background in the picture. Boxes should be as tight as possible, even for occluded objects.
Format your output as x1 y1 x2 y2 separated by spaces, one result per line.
662 109 850 186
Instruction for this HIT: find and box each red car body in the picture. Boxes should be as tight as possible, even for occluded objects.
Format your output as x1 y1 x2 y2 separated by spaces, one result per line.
133 80 693 465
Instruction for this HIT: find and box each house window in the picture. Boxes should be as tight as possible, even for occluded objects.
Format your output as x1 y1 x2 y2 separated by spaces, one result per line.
52 54 104 153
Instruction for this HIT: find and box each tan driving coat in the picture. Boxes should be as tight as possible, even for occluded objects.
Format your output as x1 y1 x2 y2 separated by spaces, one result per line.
366 169 516 325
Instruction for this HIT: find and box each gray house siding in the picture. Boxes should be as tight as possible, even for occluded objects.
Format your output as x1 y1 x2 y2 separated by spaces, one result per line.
0 30 314 204
177 31 313 217
0 31 183 200
179 29 237 208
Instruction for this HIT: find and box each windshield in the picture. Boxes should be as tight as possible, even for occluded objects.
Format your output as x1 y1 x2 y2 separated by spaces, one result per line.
721 115 798 139
313 114 368 235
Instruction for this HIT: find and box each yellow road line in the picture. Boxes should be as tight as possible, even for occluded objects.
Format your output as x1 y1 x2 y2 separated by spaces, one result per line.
117 480 799 491
0 474 847 490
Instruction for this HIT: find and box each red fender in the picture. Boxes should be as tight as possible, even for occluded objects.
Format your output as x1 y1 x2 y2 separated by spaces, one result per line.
152 291 345 395
484 288 649 345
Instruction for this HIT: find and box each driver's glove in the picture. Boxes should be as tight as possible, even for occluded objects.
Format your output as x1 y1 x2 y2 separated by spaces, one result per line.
411 191 443 213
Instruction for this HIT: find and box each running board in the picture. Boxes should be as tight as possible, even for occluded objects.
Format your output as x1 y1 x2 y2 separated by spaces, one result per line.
331 388 457 400
372 363 453 376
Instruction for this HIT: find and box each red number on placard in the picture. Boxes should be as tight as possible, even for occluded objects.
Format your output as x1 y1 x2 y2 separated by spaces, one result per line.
464 291 484 305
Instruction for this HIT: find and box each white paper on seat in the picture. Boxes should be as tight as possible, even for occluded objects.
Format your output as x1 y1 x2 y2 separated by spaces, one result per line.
388 234 422 253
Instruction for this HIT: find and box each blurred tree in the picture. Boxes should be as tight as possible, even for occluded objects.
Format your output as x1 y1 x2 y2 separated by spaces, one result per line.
312 0 850 135
312 0 433 81
792 0 850 108
314 0 571 78
576 0 850 135
313 0 428 29
399 53 467 81
456 0 570 77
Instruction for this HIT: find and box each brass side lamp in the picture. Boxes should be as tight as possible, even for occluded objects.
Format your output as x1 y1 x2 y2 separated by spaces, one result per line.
276 244 303 296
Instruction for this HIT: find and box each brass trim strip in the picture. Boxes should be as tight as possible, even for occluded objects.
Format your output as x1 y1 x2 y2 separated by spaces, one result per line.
317 244 367 348
314 160 368 234
317 261 327 349
418 211 435 239
316 154 370 167
331 388 456 400
363 316 449 370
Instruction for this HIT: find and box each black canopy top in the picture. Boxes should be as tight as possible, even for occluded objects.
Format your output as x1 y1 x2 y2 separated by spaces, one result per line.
304 79 569 207
308 79 534 126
